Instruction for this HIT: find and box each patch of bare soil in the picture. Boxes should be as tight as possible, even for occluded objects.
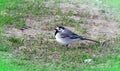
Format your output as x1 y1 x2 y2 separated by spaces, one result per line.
5 1 120 42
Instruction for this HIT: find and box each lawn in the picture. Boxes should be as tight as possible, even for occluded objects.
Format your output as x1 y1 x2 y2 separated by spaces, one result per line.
0 0 120 71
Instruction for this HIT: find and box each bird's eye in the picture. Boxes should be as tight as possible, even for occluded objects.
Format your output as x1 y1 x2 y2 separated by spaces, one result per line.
59 28 61 30
59 28 64 32
56 26 64 32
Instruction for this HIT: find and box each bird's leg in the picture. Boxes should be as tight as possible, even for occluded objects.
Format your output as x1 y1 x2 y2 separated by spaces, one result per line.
65 44 70 50
66 44 69 47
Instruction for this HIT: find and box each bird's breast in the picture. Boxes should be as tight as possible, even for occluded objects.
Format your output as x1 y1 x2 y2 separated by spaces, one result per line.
55 33 72 45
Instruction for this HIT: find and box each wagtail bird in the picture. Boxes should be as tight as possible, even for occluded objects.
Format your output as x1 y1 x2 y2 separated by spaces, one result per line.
55 26 99 46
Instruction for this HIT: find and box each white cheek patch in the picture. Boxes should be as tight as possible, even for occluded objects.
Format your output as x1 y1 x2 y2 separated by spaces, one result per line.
56 27 64 32
59 28 64 32
61 29 64 32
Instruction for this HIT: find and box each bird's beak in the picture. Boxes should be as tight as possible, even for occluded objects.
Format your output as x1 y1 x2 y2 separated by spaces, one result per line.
55 27 59 30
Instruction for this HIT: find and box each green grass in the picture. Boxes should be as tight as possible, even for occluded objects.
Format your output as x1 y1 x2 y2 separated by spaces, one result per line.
0 0 120 71
0 48 120 71
0 36 120 71
0 0 51 27
103 0 120 9
0 0 25 27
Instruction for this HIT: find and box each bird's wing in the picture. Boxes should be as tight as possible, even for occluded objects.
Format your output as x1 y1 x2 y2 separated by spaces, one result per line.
60 32 83 39
69 33 84 39
60 33 70 38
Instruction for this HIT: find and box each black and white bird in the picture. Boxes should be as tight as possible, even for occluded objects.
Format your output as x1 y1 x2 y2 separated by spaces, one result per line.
54 26 100 46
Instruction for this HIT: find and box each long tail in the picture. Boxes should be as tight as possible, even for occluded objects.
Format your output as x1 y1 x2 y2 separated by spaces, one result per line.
82 38 100 43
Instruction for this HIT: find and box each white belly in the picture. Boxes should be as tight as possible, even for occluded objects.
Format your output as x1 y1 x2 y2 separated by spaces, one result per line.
55 34 72 45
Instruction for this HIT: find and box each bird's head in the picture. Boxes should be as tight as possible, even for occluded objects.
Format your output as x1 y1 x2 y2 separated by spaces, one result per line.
54 26 65 35
55 26 65 32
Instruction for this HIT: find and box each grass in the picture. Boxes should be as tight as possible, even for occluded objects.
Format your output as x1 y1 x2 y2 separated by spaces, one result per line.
0 45 120 71
0 0 52 28
0 0 120 71
103 0 120 9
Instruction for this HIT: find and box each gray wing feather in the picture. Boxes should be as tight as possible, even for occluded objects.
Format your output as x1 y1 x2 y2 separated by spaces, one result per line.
60 32 83 39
